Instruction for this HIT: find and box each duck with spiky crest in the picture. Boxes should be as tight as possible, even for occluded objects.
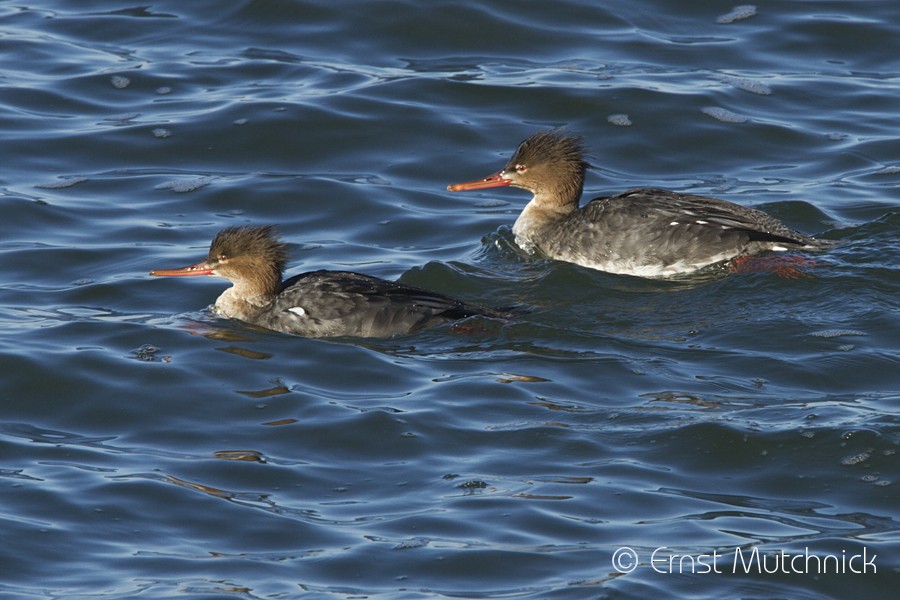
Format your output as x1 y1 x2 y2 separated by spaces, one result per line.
448 130 829 278
151 226 506 338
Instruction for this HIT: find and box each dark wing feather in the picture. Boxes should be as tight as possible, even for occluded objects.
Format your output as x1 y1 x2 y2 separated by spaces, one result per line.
264 270 497 337
610 189 818 245
540 189 825 274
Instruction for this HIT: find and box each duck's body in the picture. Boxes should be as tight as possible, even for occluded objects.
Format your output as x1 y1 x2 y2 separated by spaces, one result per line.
151 226 501 338
448 130 827 278
513 187 822 278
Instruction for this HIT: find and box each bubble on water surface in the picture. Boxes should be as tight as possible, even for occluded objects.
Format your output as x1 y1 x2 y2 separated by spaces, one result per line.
717 5 757 24
607 114 632 126
715 75 772 95
809 329 866 338
701 106 749 123
35 177 87 189
458 479 488 490
131 344 163 362
152 128 171 138
110 75 131 89
393 538 429 550
840 452 870 466
155 177 212 193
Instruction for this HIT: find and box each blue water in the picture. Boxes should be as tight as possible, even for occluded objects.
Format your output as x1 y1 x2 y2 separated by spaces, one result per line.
1 1 898 598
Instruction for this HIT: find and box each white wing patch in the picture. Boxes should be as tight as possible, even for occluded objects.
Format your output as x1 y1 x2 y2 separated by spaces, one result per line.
288 306 307 317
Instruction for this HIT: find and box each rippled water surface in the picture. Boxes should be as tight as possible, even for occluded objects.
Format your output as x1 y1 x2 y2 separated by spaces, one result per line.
1 1 898 598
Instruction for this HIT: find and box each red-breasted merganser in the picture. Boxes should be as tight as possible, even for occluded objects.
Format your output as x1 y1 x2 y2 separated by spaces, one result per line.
448 130 828 278
150 226 503 338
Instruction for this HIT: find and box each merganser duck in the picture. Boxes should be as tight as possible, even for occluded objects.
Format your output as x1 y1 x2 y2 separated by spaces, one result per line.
150 225 503 338
448 130 828 278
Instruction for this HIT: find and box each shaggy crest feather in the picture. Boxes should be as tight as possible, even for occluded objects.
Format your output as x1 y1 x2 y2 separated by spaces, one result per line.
209 225 288 295
506 130 590 209
509 130 589 174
